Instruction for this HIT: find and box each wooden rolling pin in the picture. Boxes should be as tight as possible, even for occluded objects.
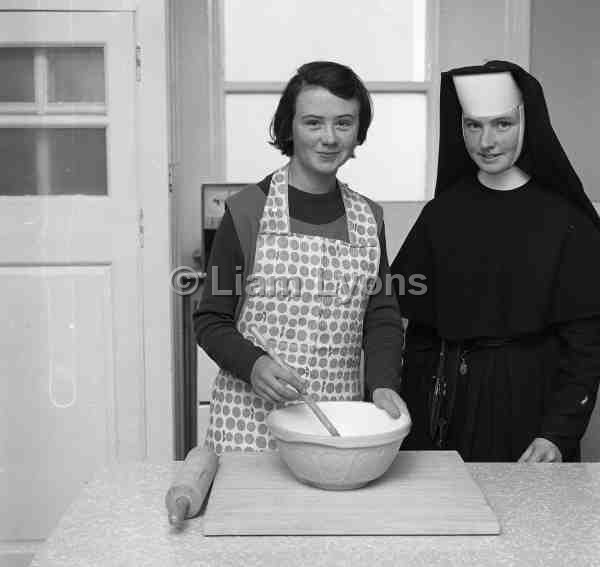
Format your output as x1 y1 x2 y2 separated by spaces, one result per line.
165 445 219 528
247 324 341 436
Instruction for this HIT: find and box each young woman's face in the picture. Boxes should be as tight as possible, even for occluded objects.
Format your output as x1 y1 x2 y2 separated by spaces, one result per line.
291 86 359 177
462 107 521 174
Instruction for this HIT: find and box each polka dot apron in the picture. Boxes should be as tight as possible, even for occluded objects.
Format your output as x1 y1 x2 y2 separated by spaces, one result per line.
204 165 381 455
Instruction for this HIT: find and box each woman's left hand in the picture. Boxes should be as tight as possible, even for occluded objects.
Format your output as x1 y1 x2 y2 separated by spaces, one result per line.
372 388 410 420
518 437 563 462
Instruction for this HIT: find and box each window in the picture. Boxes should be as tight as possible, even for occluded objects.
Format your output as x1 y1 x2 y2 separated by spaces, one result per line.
0 46 107 195
218 0 438 201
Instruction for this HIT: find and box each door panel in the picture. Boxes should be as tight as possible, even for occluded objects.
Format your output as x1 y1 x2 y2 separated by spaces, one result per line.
0 266 114 539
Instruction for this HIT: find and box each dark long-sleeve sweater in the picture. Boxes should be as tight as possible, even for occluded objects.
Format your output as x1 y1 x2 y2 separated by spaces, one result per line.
193 175 404 396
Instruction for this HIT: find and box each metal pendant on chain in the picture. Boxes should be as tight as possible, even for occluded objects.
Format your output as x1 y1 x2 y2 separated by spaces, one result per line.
459 353 468 375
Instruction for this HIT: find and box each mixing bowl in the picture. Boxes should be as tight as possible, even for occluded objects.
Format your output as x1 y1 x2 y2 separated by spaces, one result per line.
267 401 411 490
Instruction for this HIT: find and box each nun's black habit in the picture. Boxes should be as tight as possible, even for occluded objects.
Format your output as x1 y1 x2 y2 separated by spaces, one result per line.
391 60 600 461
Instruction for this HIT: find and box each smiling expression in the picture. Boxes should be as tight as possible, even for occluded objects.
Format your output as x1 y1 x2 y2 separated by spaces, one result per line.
462 107 522 174
291 86 360 179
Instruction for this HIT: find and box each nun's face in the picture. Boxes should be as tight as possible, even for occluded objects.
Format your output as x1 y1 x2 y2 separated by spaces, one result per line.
462 107 521 174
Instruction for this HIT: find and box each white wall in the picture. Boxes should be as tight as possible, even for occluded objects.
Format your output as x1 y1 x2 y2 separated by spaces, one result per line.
531 0 600 202
530 0 600 460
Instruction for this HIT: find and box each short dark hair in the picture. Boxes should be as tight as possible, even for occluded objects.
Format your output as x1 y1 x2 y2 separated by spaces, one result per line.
269 61 373 156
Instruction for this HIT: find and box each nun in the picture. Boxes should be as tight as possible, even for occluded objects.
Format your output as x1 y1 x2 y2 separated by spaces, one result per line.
391 60 600 462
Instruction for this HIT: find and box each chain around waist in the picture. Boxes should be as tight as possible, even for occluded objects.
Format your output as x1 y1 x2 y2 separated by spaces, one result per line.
454 331 550 351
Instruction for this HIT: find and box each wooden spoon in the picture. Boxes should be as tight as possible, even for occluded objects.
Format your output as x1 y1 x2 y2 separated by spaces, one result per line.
247 324 341 436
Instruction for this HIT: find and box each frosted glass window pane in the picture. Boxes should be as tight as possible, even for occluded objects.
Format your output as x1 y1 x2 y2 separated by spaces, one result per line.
225 94 287 183
0 129 37 194
225 93 426 200
49 129 107 194
0 128 107 195
47 47 105 103
224 0 426 82
0 48 35 102
341 94 426 201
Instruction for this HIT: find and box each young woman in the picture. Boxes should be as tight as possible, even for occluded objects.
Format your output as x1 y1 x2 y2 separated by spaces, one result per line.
391 60 600 462
195 61 407 455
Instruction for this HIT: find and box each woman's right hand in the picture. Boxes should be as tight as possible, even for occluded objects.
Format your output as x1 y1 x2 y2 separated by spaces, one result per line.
250 355 309 404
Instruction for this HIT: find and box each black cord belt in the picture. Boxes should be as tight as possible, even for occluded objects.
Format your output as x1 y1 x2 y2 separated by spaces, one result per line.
461 331 549 350
462 336 519 349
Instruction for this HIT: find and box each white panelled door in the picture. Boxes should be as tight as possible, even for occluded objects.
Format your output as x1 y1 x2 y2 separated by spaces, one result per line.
0 12 144 540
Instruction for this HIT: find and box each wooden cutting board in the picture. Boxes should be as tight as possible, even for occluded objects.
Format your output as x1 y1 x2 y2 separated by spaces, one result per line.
203 451 500 536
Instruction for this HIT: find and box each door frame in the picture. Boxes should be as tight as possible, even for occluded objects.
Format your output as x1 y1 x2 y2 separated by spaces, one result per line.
135 0 173 460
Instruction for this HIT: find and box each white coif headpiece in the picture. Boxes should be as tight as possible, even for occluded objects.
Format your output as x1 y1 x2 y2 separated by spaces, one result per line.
453 72 522 117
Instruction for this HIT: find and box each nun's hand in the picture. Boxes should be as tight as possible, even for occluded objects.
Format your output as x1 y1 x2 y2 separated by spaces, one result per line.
250 355 309 405
372 388 410 420
518 437 563 463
